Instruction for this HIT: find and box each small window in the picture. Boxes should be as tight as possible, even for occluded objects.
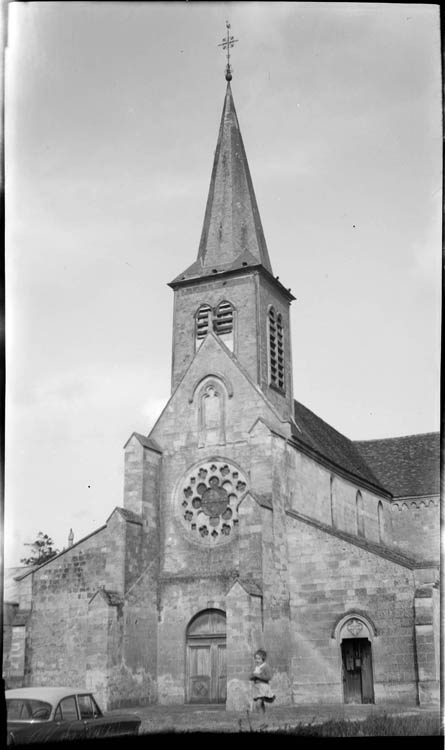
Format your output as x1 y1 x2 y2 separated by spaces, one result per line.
78 694 101 719
57 697 78 721
7 699 51 721
268 307 285 391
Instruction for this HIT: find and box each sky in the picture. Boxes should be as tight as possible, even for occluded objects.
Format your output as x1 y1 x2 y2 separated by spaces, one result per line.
4 2 441 567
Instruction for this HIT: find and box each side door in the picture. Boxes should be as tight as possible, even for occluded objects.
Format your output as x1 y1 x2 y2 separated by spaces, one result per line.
360 640 375 704
342 640 362 704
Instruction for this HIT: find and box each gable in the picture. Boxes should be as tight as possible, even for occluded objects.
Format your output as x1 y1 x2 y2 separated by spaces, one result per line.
149 330 290 447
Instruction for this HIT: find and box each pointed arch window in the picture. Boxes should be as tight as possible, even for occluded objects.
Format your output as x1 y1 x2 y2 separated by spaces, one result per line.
330 475 336 527
377 501 385 543
356 491 365 538
268 307 285 391
198 378 226 446
195 304 212 348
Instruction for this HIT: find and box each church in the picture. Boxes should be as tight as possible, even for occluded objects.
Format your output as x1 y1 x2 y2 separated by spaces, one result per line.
3 57 440 711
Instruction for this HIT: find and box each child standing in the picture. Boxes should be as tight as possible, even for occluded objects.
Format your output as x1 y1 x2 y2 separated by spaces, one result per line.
249 649 275 714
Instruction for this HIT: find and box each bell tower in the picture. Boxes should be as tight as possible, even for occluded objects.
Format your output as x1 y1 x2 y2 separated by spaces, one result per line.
168 32 295 424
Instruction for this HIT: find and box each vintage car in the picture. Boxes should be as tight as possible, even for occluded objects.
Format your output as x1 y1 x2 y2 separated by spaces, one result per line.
6 687 141 744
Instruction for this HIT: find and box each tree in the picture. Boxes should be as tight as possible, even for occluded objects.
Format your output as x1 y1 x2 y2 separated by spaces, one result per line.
20 532 60 566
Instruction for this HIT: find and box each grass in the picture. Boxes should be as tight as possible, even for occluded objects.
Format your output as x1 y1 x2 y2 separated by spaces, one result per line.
238 711 442 736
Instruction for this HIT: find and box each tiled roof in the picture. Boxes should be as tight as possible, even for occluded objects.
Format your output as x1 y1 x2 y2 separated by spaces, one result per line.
13 610 31 626
229 578 263 597
354 433 440 498
125 432 162 453
115 507 143 525
292 400 388 493
89 589 123 607
101 590 123 607
254 493 273 510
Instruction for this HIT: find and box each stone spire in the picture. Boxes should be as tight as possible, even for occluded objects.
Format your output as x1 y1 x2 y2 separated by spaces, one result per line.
171 82 273 283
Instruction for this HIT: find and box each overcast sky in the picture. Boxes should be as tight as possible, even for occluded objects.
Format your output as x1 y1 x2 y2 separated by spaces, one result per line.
5 2 441 567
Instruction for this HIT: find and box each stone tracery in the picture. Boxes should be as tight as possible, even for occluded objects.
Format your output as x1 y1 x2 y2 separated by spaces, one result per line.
179 459 248 544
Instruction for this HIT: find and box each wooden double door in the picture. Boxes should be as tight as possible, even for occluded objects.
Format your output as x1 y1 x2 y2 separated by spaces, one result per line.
186 639 226 703
341 638 374 704
186 609 226 704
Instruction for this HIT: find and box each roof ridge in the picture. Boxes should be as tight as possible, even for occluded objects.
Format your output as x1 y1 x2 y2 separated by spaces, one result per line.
354 431 440 443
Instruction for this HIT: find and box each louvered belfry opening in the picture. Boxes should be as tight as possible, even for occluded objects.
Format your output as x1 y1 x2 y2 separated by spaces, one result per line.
196 305 212 347
213 301 234 350
268 307 285 391
195 302 234 351
277 313 284 389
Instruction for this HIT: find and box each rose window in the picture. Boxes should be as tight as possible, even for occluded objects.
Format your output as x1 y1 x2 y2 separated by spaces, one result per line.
180 460 248 544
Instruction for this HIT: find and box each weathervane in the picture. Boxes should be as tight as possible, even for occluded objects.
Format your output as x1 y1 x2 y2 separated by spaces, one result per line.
218 21 238 81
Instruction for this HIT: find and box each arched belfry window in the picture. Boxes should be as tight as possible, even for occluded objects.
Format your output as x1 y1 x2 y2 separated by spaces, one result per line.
356 491 365 538
196 305 212 348
268 307 285 391
214 301 234 351
195 301 234 351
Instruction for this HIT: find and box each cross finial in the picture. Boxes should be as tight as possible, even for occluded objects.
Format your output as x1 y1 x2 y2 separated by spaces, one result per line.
217 21 238 82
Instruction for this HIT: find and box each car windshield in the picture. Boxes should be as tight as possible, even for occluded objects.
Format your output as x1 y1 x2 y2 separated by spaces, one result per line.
7 699 52 722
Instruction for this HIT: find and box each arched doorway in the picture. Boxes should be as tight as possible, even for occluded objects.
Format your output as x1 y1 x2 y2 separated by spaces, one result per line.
185 609 226 704
338 617 375 704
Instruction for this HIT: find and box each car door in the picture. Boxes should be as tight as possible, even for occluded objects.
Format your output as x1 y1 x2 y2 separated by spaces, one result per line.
77 693 110 739
79 694 139 739
52 696 87 742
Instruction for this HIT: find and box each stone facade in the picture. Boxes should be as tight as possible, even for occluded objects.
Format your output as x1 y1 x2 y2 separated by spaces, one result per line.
390 499 440 558
3 80 440 710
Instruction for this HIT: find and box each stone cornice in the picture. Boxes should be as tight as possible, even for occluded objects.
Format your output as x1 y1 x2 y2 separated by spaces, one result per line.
169 265 295 303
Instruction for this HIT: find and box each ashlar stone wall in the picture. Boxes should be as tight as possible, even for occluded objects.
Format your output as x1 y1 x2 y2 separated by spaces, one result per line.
288 447 392 547
156 578 229 705
26 525 109 688
286 514 418 704
390 499 440 561
171 275 259 392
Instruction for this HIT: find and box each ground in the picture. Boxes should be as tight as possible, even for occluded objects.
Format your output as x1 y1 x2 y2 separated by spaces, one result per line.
108 701 441 734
